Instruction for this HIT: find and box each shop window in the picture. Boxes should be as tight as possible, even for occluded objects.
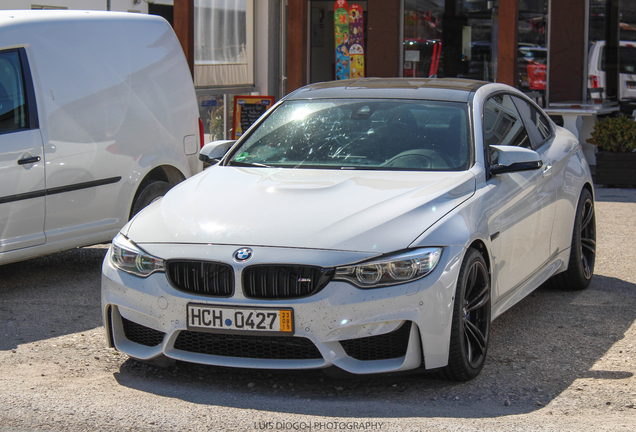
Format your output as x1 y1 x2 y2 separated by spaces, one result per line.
516 1 548 97
403 1 496 81
194 0 254 87
403 0 548 91
309 2 368 84
197 93 225 141
586 0 636 100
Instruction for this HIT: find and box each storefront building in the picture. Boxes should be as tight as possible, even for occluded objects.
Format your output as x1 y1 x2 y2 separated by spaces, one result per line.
282 0 629 108
4 1 631 141
172 0 283 142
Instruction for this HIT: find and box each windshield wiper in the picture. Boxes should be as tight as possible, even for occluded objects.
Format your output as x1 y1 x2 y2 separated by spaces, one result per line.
227 160 272 168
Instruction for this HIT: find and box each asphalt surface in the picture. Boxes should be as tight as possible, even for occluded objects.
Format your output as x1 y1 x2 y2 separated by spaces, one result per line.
0 187 635 432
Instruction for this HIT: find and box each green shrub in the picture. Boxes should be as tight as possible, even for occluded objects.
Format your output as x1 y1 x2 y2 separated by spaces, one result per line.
587 116 636 152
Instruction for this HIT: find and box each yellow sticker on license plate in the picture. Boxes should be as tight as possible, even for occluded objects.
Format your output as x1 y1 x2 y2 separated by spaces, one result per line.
279 310 292 332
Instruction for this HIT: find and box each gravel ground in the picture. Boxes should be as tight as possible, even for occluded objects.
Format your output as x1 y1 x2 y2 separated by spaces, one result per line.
1 187 635 432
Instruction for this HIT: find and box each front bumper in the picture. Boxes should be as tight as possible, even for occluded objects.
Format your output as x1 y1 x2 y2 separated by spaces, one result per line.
101 243 464 374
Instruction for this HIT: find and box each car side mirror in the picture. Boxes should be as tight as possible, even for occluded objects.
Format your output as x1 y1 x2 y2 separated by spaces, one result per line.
199 140 236 165
489 145 543 176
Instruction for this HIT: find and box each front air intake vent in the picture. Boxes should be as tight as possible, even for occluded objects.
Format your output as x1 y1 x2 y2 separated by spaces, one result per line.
242 265 334 299
340 321 412 361
121 317 166 347
166 260 234 297
174 331 323 360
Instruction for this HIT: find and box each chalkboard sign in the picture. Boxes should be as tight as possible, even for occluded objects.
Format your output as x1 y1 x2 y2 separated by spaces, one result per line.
232 95 276 139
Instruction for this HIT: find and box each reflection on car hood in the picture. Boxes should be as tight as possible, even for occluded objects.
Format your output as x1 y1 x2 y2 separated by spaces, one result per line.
127 167 476 253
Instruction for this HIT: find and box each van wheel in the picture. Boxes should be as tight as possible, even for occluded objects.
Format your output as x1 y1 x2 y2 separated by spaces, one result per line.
440 248 491 382
130 180 172 219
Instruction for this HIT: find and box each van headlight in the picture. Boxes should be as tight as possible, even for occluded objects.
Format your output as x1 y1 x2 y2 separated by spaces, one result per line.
334 247 442 288
110 233 164 277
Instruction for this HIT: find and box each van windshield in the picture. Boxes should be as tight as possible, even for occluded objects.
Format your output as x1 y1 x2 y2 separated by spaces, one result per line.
226 99 471 171
601 46 636 73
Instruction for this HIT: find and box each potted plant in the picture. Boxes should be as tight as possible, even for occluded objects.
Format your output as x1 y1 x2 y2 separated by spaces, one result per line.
587 115 636 187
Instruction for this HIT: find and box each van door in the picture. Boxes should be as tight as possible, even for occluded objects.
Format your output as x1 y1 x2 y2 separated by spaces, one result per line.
0 49 45 253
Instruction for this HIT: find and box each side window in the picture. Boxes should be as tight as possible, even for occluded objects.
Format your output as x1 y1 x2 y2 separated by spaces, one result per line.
483 93 531 164
0 50 28 134
511 95 552 149
483 94 531 148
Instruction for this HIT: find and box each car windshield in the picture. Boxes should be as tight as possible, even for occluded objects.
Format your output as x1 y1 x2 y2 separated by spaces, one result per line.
226 99 470 171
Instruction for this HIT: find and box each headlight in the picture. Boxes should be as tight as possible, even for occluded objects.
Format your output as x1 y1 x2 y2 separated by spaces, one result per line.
334 248 442 288
110 233 164 277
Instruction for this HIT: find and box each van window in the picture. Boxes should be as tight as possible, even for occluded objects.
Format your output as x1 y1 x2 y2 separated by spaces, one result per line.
600 46 636 73
0 50 28 134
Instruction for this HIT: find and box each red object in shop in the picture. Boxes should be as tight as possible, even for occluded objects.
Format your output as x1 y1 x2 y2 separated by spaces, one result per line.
429 41 441 77
527 61 546 90
403 39 441 78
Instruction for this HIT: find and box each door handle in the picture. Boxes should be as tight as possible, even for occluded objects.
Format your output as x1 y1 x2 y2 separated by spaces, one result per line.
17 156 41 165
542 164 552 178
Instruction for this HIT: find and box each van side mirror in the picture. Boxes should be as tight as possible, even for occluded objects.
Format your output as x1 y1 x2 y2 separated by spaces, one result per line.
199 140 236 165
489 145 543 175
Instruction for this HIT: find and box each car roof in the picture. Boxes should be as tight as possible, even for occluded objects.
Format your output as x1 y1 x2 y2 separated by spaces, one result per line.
285 78 488 103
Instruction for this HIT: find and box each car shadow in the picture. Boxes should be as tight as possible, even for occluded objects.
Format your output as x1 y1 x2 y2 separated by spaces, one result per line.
0 245 108 351
112 273 636 419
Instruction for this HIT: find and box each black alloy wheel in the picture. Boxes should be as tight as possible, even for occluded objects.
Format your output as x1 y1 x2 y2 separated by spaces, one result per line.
579 194 596 280
441 248 491 381
548 188 596 291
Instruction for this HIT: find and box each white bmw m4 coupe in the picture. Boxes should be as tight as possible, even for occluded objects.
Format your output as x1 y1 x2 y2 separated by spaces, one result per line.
102 78 596 381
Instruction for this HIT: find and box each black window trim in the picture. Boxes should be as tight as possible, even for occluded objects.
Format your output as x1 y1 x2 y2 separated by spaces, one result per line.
510 93 554 150
0 47 39 135
481 91 533 147
481 90 537 179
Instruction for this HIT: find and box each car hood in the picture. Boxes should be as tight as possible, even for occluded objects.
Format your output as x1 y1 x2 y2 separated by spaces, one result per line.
127 166 476 253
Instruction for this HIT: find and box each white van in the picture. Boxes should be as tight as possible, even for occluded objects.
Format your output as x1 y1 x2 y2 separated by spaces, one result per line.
0 10 202 265
588 40 636 100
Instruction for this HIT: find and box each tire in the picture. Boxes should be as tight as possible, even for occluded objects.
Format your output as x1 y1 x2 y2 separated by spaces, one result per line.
129 180 172 219
548 188 596 290
440 248 491 381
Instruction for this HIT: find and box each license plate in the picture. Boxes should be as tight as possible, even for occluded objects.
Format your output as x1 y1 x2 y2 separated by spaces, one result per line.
186 304 294 335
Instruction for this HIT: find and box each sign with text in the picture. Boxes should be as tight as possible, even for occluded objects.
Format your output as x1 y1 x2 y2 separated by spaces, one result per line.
232 95 276 139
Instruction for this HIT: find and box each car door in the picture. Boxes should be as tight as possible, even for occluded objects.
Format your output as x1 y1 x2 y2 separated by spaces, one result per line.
510 95 559 256
0 48 45 254
484 93 556 298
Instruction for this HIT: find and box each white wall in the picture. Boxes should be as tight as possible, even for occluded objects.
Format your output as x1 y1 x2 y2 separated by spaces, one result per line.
0 0 148 13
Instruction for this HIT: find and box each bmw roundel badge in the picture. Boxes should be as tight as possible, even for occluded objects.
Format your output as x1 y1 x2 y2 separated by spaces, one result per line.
234 247 252 262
